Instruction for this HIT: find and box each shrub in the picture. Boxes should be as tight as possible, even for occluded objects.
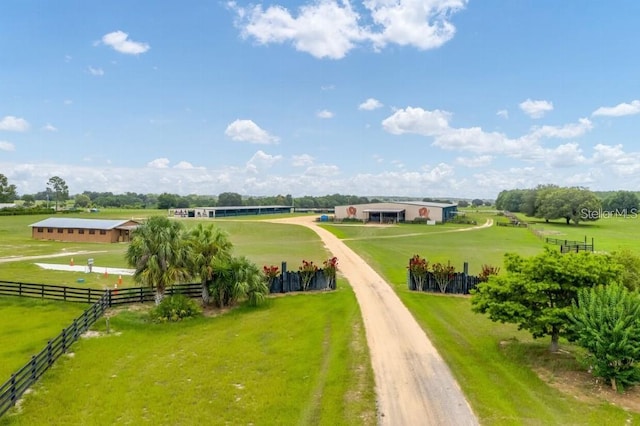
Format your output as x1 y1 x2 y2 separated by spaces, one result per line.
432 261 455 293
151 294 201 322
568 283 640 392
299 260 318 291
323 257 338 289
408 255 429 291
478 264 500 282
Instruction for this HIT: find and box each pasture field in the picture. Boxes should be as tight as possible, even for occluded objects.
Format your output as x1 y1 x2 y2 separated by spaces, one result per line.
0 297 88 380
3 209 640 424
323 211 543 277
525 215 640 252
1 283 376 425
319 214 640 424
0 212 328 287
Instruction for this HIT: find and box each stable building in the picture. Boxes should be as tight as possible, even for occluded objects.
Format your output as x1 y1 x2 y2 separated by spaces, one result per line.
334 201 458 224
169 205 292 218
30 218 139 243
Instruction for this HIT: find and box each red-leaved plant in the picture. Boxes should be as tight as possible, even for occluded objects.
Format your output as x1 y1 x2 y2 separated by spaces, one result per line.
431 261 456 293
323 257 338 289
299 260 318 291
408 254 429 291
262 265 280 282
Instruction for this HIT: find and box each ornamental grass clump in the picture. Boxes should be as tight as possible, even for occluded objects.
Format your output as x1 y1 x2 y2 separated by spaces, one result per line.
408 254 429 291
151 294 201 323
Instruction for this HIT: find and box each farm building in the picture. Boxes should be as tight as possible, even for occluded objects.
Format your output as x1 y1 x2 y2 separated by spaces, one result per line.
334 201 458 224
30 218 140 243
169 205 292 218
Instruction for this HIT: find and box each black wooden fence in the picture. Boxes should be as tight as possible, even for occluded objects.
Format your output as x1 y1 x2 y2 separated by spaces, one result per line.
545 236 594 253
267 262 335 293
0 290 109 417
0 281 201 306
407 262 481 295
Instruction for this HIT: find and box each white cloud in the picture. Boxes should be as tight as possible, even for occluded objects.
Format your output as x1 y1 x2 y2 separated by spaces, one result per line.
246 150 283 173
592 100 640 117
365 0 466 51
0 141 15 151
147 158 170 168
292 154 314 166
304 164 340 177
359 98 383 110
496 109 508 119
546 143 586 168
519 99 553 119
88 66 104 76
225 119 280 144
381 106 450 136
317 109 334 119
100 31 150 55
0 116 30 132
434 127 514 154
43 124 58 132
455 155 493 167
230 0 467 59
525 118 593 140
174 161 197 169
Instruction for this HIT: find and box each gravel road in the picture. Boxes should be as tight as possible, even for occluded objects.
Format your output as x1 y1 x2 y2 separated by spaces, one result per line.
271 216 479 426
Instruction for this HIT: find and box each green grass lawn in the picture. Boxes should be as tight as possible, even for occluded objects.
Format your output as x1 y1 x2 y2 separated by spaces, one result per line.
0 297 88 381
326 217 640 424
399 293 639 425
322 216 544 277
0 212 328 288
525 215 640 252
3 209 640 424
1 283 376 425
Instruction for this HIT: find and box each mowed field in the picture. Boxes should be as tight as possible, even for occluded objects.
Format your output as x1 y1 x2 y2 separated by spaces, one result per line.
2 209 640 424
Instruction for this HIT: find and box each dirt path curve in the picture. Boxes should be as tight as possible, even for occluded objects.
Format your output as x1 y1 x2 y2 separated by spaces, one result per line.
269 216 479 426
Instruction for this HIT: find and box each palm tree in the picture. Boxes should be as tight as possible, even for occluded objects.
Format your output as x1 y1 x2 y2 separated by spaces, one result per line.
125 216 191 305
187 223 232 305
209 256 267 308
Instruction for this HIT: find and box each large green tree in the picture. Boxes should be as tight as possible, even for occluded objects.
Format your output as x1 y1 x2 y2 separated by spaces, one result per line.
46 176 69 210
535 187 601 224
0 173 17 203
602 190 639 214
217 192 243 206
187 223 233 304
471 248 620 351
125 216 191 304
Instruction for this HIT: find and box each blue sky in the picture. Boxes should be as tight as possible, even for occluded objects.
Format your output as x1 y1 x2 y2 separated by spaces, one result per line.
1 1 639 199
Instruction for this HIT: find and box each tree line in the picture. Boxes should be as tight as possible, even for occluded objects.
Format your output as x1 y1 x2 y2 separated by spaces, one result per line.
496 185 640 224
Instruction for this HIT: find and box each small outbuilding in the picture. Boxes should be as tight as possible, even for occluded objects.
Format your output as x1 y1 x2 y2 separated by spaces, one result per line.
30 218 139 243
334 201 458 224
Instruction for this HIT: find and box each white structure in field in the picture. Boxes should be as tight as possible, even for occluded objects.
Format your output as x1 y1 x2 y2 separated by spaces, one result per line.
334 201 458 224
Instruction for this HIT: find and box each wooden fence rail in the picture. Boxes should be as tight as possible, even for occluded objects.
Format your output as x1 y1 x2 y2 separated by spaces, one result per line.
0 291 109 417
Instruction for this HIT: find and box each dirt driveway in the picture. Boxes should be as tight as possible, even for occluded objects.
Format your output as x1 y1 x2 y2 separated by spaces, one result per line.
270 216 478 425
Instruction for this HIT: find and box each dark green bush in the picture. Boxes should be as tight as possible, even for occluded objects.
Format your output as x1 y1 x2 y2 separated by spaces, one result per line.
151 294 201 322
